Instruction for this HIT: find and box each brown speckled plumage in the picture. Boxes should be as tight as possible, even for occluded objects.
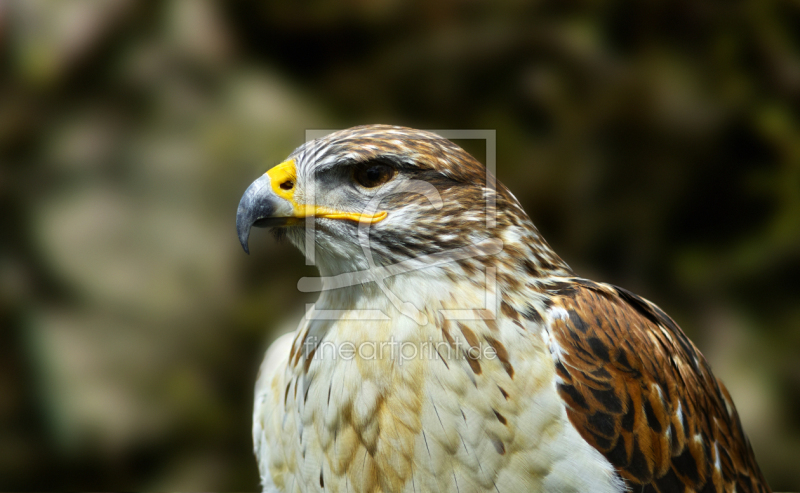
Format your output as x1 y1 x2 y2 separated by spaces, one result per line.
547 279 769 493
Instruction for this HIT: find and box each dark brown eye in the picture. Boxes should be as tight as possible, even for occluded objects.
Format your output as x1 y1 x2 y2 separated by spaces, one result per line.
353 162 395 188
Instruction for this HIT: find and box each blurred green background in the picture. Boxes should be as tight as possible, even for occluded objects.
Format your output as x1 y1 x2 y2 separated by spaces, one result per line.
2 0 799 490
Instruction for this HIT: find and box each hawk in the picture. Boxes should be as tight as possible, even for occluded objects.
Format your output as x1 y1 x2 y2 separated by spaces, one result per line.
236 125 770 493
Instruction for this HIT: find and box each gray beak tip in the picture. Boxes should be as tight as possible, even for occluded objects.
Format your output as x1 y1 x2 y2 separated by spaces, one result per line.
236 206 253 255
236 174 277 255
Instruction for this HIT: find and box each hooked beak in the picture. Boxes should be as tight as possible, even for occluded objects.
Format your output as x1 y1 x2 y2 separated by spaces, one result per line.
236 173 292 254
236 159 388 254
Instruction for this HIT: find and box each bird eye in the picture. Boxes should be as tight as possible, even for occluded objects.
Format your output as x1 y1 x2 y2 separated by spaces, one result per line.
353 162 395 188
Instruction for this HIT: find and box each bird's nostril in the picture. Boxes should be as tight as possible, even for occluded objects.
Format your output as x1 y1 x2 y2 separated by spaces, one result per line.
280 180 294 190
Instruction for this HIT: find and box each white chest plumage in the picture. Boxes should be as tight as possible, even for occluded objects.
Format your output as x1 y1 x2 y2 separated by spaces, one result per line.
252 277 625 493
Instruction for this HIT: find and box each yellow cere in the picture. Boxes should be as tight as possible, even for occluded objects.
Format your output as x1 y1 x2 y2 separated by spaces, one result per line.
267 159 297 202
266 159 388 224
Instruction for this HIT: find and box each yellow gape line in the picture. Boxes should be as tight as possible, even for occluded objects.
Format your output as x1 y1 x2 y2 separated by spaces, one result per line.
267 160 388 224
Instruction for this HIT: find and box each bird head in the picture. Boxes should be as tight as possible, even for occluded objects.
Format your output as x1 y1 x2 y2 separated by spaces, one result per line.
236 125 570 279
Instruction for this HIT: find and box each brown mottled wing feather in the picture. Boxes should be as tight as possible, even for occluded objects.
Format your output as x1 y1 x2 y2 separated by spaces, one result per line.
547 279 770 493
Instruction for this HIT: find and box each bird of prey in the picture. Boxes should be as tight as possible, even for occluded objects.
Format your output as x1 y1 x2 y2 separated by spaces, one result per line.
236 125 770 493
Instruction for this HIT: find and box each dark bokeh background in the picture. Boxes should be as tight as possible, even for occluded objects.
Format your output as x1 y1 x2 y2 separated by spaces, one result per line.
2 1 799 490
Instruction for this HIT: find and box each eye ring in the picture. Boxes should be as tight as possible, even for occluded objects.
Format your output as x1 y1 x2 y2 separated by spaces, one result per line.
353 162 395 188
